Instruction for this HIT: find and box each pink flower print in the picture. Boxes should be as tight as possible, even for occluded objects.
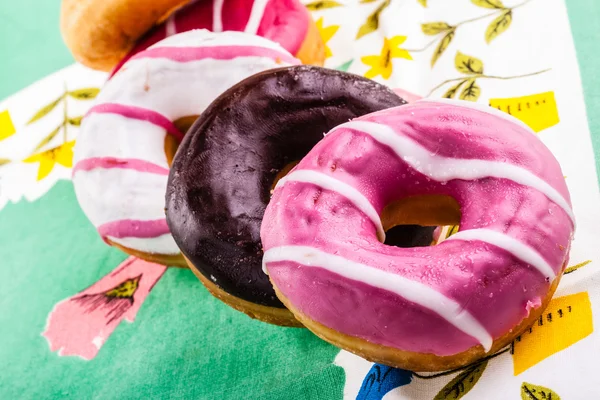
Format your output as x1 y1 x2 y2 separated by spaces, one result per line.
42 257 167 360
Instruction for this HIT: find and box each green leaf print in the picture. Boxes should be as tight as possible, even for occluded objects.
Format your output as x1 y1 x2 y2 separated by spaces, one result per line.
521 382 561 399
433 360 488 400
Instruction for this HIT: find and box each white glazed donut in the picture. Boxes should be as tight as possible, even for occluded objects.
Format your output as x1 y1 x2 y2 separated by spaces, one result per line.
73 29 300 266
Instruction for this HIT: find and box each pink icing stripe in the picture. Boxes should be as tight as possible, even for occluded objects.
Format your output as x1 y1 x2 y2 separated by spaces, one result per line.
98 219 170 239
129 45 299 65
86 103 184 142
255 0 309 55
73 157 169 176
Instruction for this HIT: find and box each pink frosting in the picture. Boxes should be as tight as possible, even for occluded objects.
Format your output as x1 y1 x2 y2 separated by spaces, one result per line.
98 218 170 240
261 101 574 356
72 157 170 176
110 0 309 76
86 103 184 141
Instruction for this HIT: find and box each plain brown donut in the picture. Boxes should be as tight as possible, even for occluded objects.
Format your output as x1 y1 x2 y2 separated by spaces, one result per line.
60 0 190 70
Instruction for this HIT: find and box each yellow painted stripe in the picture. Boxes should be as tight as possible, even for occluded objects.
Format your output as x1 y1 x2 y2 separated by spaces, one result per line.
0 110 16 140
512 291 593 375
489 91 560 133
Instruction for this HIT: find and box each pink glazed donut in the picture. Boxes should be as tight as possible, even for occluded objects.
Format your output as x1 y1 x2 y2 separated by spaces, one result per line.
109 0 324 74
261 99 575 371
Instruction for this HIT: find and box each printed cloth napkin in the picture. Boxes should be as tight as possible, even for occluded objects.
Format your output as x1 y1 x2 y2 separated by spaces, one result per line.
1 0 599 398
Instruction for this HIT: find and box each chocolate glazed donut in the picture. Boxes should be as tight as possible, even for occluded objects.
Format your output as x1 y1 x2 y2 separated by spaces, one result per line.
166 65 433 325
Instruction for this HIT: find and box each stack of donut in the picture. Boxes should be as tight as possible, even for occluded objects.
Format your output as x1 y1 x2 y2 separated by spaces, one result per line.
64 1 574 372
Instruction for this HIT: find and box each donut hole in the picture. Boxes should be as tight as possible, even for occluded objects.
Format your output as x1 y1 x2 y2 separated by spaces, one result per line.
383 225 437 248
164 115 199 166
380 194 461 248
270 161 300 196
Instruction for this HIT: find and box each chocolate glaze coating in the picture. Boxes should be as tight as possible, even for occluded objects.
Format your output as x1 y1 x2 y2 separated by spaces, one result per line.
166 65 432 307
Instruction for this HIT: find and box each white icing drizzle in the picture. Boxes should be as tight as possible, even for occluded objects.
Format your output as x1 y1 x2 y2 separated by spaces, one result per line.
212 0 225 32
263 245 493 351
244 0 270 34
276 170 385 241
333 120 576 225
165 14 177 37
446 229 556 279
104 57 290 120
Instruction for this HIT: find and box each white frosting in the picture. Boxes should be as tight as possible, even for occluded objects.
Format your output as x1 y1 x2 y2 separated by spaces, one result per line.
446 229 557 279
74 114 169 168
263 245 493 351
73 30 298 256
73 168 169 223
244 0 270 34
212 0 224 32
333 120 576 225
276 170 385 241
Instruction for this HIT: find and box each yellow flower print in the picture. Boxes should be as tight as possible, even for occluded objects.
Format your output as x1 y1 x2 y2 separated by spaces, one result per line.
315 17 340 59
361 36 412 79
23 141 75 181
